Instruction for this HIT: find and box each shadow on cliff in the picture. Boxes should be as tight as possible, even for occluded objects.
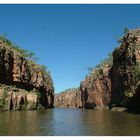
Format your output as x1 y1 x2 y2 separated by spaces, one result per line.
109 66 140 114
0 51 14 85
81 87 89 108
39 87 48 108
109 66 123 107
127 85 140 114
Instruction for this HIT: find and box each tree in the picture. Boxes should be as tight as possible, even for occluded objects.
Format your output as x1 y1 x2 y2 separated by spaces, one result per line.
0 35 39 62
27 52 39 62
40 65 48 74
87 66 93 72
123 27 129 34
0 35 53 87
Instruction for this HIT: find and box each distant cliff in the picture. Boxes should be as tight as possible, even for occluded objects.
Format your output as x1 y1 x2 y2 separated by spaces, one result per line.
55 28 140 111
80 66 111 109
54 88 82 108
0 36 54 111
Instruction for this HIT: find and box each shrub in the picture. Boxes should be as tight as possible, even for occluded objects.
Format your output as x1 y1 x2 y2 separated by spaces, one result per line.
123 27 129 34
3 89 8 98
0 35 53 86
134 64 140 82
0 35 54 93
0 89 8 110
40 65 48 74
0 35 38 62
86 53 113 81
117 37 124 43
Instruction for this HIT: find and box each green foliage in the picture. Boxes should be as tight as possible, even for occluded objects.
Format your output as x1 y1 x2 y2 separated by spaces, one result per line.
3 89 8 98
36 91 41 100
0 98 5 109
87 66 94 73
0 35 53 87
117 27 129 44
123 27 129 34
40 65 48 74
95 53 113 69
0 35 38 62
37 104 45 110
21 103 27 110
60 88 73 94
124 63 140 98
40 65 53 88
0 89 8 110
117 37 124 43
134 44 140 50
134 64 140 82
86 53 113 80
26 52 39 62
87 66 93 72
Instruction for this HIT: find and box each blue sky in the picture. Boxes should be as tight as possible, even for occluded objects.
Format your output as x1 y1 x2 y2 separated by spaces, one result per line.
0 4 140 93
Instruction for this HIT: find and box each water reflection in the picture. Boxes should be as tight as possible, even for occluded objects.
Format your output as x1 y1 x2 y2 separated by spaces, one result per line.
76 110 140 136
0 110 54 136
0 109 140 136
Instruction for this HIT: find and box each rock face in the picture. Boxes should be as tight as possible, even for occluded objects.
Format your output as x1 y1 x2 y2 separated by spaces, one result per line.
0 39 54 111
110 29 140 109
80 29 140 110
55 28 140 110
80 66 111 109
54 67 112 109
55 67 112 109
54 88 82 108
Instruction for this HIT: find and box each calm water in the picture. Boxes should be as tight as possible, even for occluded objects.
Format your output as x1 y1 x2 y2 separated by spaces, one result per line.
0 109 140 136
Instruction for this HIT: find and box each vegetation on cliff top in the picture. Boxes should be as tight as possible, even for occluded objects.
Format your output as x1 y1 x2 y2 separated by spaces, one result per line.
84 27 140 101
86 53 113 81
0 35 39 62
0 35 53 89
58 88 77 95
115 29 140 99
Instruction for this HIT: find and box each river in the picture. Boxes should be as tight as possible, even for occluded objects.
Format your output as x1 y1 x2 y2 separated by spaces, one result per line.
0 109 140 136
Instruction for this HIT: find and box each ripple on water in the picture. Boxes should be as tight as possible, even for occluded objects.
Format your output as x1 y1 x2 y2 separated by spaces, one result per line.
0 109 140 136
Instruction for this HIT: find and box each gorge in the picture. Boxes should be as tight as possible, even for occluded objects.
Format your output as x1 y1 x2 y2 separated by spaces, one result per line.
1 28 140 113
55 28 140 113
0 28 140 136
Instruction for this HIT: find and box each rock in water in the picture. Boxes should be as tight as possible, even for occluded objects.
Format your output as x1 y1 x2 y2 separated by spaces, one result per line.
111 107 128 112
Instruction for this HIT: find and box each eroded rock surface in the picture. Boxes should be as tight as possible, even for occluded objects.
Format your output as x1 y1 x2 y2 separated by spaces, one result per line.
55 29 140 111
54 88 82 108
0 39 54 111
110 29 140 109
80 66 111 109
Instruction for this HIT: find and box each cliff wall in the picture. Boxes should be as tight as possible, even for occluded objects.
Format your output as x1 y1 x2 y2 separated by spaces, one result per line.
55 29 140 111
54 88 82 108
0 38 54 111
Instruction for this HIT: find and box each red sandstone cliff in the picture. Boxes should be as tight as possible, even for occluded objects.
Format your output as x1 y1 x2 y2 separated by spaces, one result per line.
55 28 140 111
0 38 54 111
54 88 82 108
80 66 111 109
110 29 140 109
